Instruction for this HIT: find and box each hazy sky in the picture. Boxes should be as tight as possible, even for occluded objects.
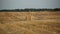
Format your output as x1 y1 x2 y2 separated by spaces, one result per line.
0 0 60 9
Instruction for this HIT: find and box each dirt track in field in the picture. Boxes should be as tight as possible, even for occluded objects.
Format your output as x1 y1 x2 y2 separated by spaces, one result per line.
0 11 60 34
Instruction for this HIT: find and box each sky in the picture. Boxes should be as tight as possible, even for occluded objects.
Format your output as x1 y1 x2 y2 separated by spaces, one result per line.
0 0 60 10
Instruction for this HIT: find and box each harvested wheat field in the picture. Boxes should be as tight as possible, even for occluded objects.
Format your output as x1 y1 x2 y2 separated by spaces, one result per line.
0 11 60 34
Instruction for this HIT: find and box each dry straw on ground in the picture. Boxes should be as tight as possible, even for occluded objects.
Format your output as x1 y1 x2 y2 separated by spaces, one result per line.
0 11 60 34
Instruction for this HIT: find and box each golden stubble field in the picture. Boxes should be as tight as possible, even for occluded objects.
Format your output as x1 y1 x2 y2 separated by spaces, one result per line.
0 11 60 34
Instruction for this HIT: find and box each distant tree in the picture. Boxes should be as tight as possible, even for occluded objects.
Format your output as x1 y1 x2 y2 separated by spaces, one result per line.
54 8 60 11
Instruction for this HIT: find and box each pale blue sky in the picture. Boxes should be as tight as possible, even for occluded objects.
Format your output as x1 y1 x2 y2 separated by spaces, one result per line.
0 0 60 10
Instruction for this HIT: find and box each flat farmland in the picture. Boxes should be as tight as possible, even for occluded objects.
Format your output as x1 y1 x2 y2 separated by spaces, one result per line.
0 11 60 34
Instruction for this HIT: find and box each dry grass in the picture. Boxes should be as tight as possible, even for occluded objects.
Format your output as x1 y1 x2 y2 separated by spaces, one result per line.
0 11 60 34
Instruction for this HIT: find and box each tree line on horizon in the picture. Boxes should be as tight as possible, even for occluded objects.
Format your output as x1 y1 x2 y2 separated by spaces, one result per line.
0 8 60 12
